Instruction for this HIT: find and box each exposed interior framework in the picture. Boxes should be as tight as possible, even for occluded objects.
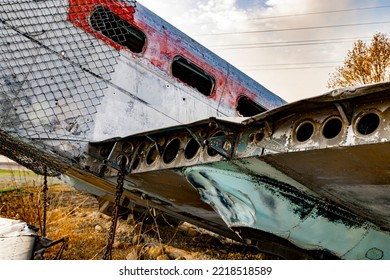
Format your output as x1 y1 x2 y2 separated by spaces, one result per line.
1 0 389 260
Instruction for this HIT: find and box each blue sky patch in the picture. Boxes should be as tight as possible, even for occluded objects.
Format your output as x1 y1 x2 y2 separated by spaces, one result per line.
236 0 270 10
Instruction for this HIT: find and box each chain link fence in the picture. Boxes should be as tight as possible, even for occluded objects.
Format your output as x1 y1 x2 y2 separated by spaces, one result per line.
0 0 137 174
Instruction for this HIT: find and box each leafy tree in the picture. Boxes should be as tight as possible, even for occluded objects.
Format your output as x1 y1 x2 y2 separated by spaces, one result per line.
327 32 390 89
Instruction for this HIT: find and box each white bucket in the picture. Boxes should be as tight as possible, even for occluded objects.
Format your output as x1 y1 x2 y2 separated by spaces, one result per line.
0 218 37 260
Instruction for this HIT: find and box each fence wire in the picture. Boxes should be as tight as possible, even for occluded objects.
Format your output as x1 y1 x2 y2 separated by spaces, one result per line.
0 0 136 174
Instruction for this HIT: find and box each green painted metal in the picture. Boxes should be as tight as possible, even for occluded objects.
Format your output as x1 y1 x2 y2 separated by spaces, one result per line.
184 164 390 259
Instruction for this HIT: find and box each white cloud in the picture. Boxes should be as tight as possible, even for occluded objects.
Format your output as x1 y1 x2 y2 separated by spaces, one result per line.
137 0 390 102
139 0 252 34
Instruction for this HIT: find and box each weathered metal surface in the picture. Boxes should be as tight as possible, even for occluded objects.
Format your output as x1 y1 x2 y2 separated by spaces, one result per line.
0 0 284 174
78 82 389 259
1 0 390 259
184 164 390 260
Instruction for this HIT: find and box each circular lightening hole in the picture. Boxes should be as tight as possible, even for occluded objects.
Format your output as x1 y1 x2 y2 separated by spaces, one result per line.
116 155 128 166
255 131 265 142
137 143 146 153
296 122 314 142
322 117 343 139
184 138 200 160
99 146 111 157
357 113 380 135
207 147 218 157
131 157 140 170
163 138 180 164
146 145 158 165
122 142 134 154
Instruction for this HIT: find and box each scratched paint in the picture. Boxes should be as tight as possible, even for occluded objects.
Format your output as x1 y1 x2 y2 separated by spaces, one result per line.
69 0 284 140
1 0 284 159
184 165 390 259
3 0 389 261
68 0 137 52
68 0 285 117
86 82 390 260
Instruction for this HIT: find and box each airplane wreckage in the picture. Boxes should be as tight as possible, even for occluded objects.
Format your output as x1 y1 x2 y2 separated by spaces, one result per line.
0 0 389 260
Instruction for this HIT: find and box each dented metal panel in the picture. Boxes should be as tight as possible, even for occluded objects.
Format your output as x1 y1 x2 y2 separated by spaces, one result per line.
1 0 389 260
80 82 389 259
184 165 390 259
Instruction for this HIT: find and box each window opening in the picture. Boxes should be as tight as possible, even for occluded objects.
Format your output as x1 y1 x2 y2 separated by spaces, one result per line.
236 96 266 117
89 5 146 53
171 56 215 96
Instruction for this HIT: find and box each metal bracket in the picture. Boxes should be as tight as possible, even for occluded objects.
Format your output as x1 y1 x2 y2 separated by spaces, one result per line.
185 127 204 147
206 134 236 159
335 102 352 125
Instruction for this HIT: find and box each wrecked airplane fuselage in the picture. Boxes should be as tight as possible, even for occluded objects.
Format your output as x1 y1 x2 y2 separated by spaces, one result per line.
74 82 390 259
1 0 390 259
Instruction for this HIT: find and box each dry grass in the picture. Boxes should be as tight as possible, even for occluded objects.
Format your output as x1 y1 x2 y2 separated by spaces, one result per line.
0 183 110 259
0 173 266 260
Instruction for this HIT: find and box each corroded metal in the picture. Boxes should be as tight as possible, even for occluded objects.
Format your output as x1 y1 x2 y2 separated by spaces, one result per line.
0 0 284 174
1 0 389 260
87 82 390 259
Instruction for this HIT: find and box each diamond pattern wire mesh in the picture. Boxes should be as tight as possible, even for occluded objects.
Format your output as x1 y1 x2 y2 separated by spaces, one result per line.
0 0 132 174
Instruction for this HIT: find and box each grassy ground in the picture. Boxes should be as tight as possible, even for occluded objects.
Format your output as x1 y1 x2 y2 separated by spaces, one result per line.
0 170 266 260
0 179 127 259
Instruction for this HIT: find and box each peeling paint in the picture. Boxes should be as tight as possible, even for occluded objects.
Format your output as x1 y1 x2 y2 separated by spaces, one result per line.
184 165 390 259
1 0 390 260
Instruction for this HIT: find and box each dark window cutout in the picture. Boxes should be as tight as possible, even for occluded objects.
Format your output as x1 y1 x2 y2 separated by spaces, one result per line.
236 96 266 117
171 56 215 96
89 5 146 53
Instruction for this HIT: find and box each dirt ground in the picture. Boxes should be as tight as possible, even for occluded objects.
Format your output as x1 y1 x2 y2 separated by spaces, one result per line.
0 173 267 260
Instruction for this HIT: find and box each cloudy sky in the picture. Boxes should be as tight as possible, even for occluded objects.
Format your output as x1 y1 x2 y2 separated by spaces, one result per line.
137 0 390 102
